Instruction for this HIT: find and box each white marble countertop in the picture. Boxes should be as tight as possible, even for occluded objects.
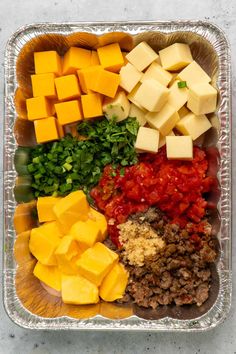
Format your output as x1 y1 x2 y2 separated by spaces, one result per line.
0 0 235 353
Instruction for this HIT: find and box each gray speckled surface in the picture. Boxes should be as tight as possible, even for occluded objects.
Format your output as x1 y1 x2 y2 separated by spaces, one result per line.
0 1 235 353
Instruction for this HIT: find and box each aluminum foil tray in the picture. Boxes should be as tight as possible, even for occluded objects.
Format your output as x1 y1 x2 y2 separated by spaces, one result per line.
3 21 232 331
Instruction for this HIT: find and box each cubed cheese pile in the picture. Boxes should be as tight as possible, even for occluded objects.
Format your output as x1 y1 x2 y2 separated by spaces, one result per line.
117 41 216 160
29 190 128 304
26 44 126 143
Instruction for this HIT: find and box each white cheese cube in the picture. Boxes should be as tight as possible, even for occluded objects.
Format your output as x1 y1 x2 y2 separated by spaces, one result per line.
155 55 161 65
146 103 179 136
187 83 217 115
141 62 172 87
166 136 193 160
159 130 175 148
168 73 179 87
135 79 169 112
103 91 130 122
159 43 193 71
135 126 159 153
119 63 143 93
176 112 212 140
127 83 146 110
129 103 147 126
178 106 190 118
168 80 189 111
126 41 158 72
178 61 211 87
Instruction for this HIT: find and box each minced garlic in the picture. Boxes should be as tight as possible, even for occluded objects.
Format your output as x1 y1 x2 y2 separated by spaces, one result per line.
118 220 165 267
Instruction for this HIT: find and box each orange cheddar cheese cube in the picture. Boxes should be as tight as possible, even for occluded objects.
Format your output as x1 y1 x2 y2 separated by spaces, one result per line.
55 100 83 125
70 219 101 251
29 224 61 265
55 235 82 275
63 47 91 75
34 116 59 143
76 242 118 286
61 274 99 305
97 43 124 73
31 73 56 98
55 119 65 138
26 96 52 121
81 93 103 119
77 65 102 94
37 196 61 223
89 69 120 98
53 190 89 233
41 221 64 238
55 74 81 101
33 261 61 292
88 207 107 242
90 50 100 65
34 51 62 76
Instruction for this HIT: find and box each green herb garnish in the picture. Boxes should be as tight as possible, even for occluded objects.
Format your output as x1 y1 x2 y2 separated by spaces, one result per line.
178 81 187 88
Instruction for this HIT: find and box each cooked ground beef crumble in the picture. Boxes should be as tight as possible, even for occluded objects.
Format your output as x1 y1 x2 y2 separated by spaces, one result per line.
115 208 218 308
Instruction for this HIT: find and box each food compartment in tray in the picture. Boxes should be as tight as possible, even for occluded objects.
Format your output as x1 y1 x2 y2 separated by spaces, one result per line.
4 22 231 330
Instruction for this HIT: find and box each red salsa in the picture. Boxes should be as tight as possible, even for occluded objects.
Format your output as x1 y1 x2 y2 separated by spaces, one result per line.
91 147 215 247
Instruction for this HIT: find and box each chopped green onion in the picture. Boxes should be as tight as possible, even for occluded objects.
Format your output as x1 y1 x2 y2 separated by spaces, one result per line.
178 81 187 88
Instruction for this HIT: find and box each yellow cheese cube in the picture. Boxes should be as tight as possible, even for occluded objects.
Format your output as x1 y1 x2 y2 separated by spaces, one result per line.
77 65 102 93
168 80 189 111
159 43 193 71
159 130 175 149
70 219 101 250
37 196 61 223
76 242 118 286
100 263 129 302
176 112 212 140
135 79 169 112
187 83 217 115
34 51 62 76
63 47 91 75
41 221 64 238
103 91 130 122
81 93 103 119
178 61 211 87
34 117 59 143
135 126 159 153
55 100 83 125
61 274 99 305
119 63 143 93
97 43 124 73
89 69 120 98
127 83 146 110
29 225 61 265
26 96 52 121
55 74 81 101
146 103 180 136
126 41 158 72
34 262 61 291
55 235 82 274
31 73 56 98
178 105 190 118
53 190 89 233
90 50 100 65
141 62 172 87
166 136 193 160
88 207 107 242
129 103 147 126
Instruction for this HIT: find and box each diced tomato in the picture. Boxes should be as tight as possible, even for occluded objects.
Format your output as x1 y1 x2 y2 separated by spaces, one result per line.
91 147 213 246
